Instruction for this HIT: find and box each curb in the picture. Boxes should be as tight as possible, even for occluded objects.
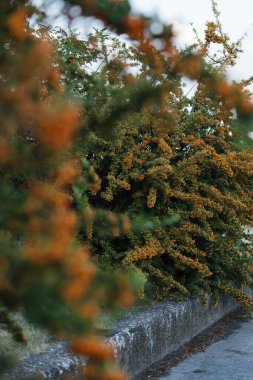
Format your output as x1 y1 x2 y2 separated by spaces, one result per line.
6 295 244 379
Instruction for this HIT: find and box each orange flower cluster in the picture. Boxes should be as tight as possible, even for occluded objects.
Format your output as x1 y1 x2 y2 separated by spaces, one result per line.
37 104 80 151
217 283 252 309
0 139 12 164
87 166 102 196
6 8 28 41
211 154 234 177
205 22 220 43
30 182 70 208
84 366 127 380
124 238 165 264
71 336 114 359
123 153 134 169
124 16 146 40
189 208 213 221
71 335 127 380
56 159 81 186
144 263 189 296
147 164 172 179
170 252 212 277
130 172 145 181
147 187 157 208
173 191 204 207
108 175 131 191
63 248 96 304
102 175 131 201
157 138 172 157
174 54 202 80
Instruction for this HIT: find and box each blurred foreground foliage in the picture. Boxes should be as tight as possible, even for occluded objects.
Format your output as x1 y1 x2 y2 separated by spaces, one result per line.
0 0 253 379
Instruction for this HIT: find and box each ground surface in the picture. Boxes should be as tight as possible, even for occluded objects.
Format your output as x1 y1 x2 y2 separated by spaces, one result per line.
160 316 253 379
138 309 253 380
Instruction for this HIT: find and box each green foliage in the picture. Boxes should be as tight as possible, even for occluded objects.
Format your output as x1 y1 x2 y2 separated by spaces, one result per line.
57 20 253 307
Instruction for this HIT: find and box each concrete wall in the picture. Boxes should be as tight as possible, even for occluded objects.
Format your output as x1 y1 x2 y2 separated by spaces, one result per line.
109 295 240 378
6 294 248 379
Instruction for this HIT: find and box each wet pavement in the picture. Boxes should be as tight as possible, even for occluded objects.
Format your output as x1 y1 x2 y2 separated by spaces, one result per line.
160 318 253 380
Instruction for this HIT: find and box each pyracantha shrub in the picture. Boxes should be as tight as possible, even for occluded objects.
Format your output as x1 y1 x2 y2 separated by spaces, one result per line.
57 3 253 308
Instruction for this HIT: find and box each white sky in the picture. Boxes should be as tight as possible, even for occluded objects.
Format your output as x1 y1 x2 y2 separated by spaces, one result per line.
129 0 253 82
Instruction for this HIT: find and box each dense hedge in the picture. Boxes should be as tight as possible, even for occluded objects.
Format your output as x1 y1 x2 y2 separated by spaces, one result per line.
57 13 253 307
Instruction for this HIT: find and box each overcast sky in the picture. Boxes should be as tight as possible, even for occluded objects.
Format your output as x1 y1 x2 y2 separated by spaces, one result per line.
129 0 253 82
